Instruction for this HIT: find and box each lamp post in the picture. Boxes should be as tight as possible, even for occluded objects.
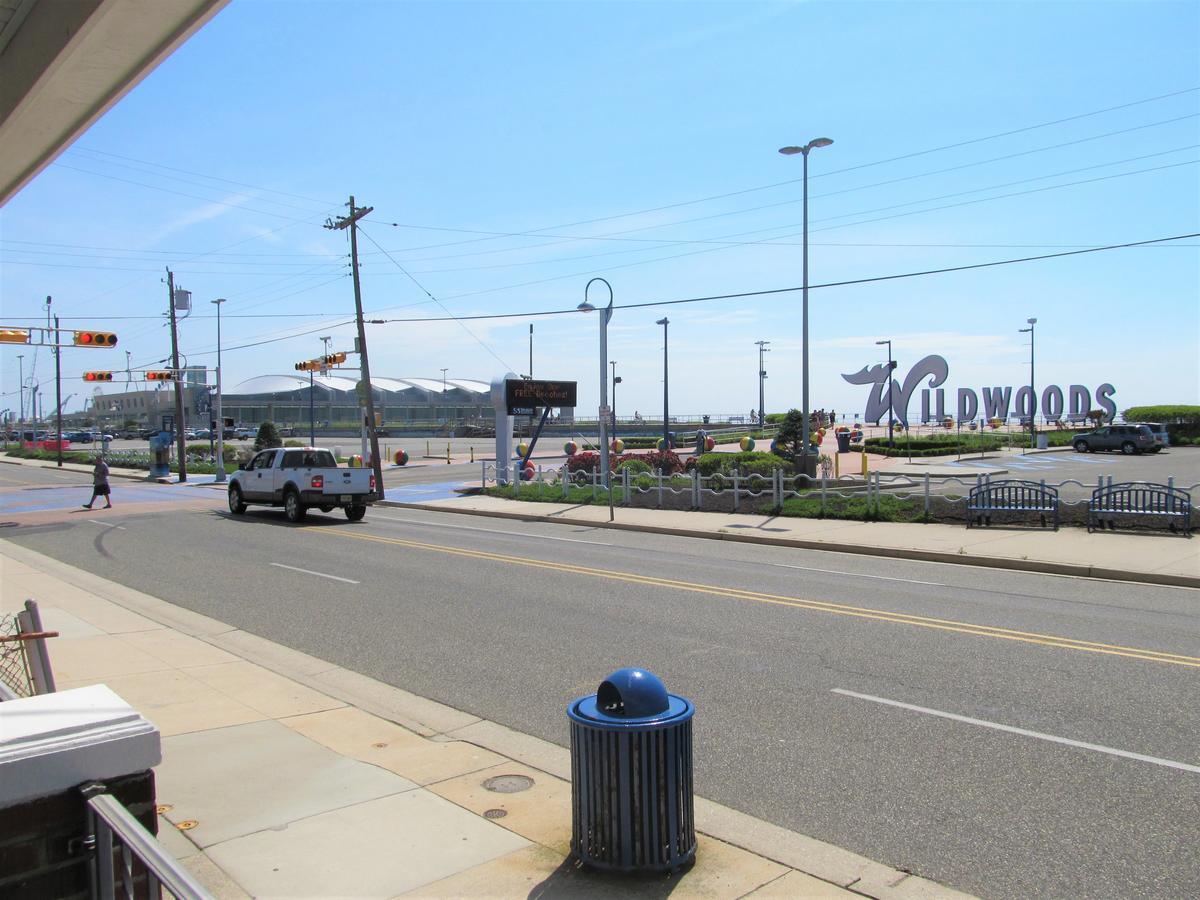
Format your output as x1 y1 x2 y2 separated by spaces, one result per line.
1019 317 1037 449
211 298 226 483
577 278 614 490
17 354 24 424
779 136 833 475
656 318 669 452
755 340 770 428
610 361 621 440
875 339 894 447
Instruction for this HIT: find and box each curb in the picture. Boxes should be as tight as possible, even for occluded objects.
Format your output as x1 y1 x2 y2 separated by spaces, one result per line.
0 540 974 900
377 500 1200 590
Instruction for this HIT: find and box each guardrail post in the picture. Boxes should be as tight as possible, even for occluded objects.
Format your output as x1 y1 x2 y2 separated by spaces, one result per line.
820 472 826 515
20 600 56 694
622 466 630 506
732 469 740 512
691 469 700 509
481 460 487 487
562 465 569 499
592 469 598 502
657 468 664 507
924 473 931 518
772 468 780 508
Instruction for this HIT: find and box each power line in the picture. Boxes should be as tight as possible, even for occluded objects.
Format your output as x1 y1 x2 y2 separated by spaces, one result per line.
355 224 514 372
374 86 1200 256
367 233 1198 324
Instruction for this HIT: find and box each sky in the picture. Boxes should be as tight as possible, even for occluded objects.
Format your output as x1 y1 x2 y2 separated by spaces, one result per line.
2 0 1198 424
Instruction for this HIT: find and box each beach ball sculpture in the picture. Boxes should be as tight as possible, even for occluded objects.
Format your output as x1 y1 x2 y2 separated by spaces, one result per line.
349 454 362 468
517 442 529 457
740 436 755 452
521 463 536 481
564 440 578 456
393 449 409 466
705 436 715 451
611 438 624 454
657 438 668 451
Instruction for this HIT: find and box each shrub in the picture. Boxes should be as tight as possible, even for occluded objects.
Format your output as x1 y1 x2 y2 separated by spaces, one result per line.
639 449 685 475
616 458 651 476
566 450 600 474
1122 405 1200 425
254 421 282 451
284 439 305 447
695 450 787 476
765 413 786 424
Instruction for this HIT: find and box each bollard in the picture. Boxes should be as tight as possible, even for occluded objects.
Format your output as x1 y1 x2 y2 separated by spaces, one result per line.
447 443 451 464
568 668 695 873
861 450 869 477
426 440 430 457
470 446 475 463
834 452 840 478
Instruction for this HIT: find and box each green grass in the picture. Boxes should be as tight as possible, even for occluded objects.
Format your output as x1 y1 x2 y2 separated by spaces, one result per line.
770 493 927 522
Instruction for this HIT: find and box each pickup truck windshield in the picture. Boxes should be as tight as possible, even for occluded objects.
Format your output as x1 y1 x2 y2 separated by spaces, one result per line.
281 449 338 468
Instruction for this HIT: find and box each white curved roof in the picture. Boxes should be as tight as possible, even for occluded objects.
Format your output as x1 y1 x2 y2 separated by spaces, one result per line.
226 375 491 396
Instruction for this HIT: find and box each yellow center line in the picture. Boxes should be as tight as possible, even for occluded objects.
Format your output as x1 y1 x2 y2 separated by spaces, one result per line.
321 529 1200 669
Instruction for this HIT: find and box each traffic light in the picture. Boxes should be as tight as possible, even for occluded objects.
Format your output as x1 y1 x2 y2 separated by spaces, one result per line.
295 360 320 371
324 352 347 366
0 328 30 344
73 331 118 348
83 372 114 382
146 371 175 381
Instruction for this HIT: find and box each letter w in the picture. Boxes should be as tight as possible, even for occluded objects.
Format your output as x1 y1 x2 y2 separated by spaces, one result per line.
981 387 1012 420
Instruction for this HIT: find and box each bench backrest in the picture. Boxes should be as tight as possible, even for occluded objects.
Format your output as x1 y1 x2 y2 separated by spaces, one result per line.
969 480 1059 507
1090 483 1191 513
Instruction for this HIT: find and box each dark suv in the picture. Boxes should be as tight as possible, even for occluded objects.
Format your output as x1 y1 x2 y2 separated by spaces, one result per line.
1072 424 1156 455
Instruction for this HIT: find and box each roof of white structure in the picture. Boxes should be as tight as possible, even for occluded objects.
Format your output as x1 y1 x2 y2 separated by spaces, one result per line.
226 375 491 396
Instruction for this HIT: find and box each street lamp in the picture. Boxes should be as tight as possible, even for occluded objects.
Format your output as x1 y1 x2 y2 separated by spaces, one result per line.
212 298 226 483
656 318 669 453
779 136 833 475
875 339 894 447
1019 317 1037 449
17 354 24 423
755 340 770 428
577 278 614 491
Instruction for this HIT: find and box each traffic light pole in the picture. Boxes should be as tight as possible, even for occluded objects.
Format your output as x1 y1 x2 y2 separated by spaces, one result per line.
54 313 62 467
166 269 188 482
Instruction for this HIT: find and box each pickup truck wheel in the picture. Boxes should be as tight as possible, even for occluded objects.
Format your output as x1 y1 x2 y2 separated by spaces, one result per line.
1120 441 1137 455
228 485 246 514
345 505 366 522
284 490 307 522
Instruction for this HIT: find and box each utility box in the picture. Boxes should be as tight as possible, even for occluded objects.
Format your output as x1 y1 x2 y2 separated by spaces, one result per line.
567 668 696 873
148 432 172 479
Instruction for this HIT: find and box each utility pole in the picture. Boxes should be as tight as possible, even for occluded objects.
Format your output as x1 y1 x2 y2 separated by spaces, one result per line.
17 354 24 423
325 196 383 500
166 268 188 482
53 311 63 466
755 340 770 430
528 323 533 380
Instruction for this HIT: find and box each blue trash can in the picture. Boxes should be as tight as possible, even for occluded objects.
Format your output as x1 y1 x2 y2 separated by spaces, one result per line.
567 668 696 873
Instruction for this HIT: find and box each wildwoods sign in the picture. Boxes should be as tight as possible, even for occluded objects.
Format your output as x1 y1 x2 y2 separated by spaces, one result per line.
842 355 1116 426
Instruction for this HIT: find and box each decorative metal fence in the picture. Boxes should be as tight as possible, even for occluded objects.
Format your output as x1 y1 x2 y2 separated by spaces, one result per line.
479 463 1197 530
0 600 57 701
82 785 213 900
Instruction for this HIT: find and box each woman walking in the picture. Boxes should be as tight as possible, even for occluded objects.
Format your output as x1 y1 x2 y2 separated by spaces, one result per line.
83 455 112 509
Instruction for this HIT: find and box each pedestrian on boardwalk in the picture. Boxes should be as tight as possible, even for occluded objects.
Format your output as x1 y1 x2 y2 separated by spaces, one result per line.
83 456 112 509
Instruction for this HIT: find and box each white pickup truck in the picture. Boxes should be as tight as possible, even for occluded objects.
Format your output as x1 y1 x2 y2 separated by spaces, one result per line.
227 447 374 522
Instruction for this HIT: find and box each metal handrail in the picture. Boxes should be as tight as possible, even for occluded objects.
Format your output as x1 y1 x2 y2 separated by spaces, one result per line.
86 790 212 900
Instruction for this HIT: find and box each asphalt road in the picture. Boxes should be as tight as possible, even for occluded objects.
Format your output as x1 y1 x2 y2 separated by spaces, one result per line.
2 468 1197 899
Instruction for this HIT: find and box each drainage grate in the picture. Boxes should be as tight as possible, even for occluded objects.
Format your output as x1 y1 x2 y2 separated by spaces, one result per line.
483 808 508 819
483 774 533 793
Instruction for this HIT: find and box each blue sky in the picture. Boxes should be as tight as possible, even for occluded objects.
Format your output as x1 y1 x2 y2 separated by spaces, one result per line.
2 0 1197 423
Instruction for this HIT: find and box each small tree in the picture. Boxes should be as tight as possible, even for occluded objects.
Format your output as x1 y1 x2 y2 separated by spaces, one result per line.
254 421 283 451
774 408 809 457
1086 409 1107 428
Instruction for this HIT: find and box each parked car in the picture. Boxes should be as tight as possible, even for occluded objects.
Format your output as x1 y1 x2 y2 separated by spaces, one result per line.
1072 424 1157 455
1136 422 1168 450
235 427 255 440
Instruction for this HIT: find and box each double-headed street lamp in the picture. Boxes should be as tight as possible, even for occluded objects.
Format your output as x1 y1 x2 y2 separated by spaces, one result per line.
578 278 614 488
755 340 770 428
1019 317 1037 449
875 338 894 447
779 136 833 475
212 298 226 483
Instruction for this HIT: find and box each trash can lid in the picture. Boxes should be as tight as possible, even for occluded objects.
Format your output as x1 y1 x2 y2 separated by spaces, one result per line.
568 668 694 728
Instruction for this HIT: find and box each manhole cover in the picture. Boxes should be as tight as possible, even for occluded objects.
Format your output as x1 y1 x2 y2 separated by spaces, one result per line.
483 774 534 793
483 808 508 819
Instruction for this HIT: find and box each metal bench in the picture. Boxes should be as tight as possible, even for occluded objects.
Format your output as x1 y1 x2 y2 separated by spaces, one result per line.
967 479 1059 529
1088 483 1192 534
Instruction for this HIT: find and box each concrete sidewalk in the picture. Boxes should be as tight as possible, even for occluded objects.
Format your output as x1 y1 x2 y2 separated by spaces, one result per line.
1 541 972 899
392 495 1200 588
